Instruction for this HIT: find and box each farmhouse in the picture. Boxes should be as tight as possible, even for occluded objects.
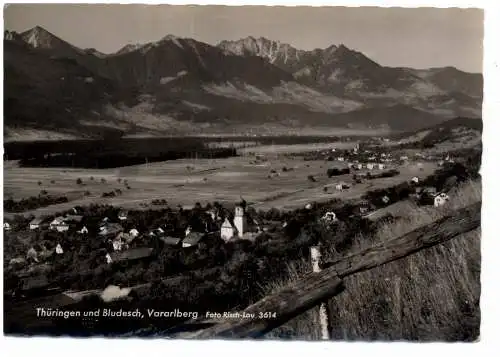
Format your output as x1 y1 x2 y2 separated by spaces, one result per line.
434 193 450 207
29 218 44 230
356 200 374 216
9 257 26 266
112 239 124 251
4 222 11 231
118 211 128 221
335 182 350 191
78 226 89 234
50 217 69 232
321 212 337 223
55 243 64 255
182 232 207 248
64 215 83 224
99 223 124 238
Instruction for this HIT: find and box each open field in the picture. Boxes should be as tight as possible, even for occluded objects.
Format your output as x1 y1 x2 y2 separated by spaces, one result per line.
3 153 437 218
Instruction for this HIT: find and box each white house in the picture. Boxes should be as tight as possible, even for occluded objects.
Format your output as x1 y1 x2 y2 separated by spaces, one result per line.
221 217 237 241
29 218 44 230
78 226 89 234
400 156 409 161
382 196 390 204
118 211 128 221
411 176 419 184
106 253 113 264
4 222 11 231
378 163 385 170
305 203 313 210
337 157 345 162
185 226 192 237
321 212 337 223
55 243 64 255
434 193 450 207
357 163 363 170
129 228 139 238
367 163 375 170
112 239 124 251
50 217 69 232
335 184 344 191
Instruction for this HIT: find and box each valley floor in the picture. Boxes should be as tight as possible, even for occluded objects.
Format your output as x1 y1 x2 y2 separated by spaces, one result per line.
3 152 437 218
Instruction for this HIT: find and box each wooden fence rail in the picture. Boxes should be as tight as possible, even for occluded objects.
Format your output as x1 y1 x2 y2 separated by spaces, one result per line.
183 201 481 339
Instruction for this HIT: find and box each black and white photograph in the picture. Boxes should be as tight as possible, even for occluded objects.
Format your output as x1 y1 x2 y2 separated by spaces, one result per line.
2 4 483 341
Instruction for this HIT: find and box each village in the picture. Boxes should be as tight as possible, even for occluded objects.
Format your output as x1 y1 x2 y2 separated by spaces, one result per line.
4 145 463 293
2 132 479 339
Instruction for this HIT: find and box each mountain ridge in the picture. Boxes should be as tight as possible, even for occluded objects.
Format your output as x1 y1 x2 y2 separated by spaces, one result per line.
3 26 483 140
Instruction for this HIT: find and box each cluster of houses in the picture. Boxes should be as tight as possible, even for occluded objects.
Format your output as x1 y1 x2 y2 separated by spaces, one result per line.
7 202 269 269
410 183 450 207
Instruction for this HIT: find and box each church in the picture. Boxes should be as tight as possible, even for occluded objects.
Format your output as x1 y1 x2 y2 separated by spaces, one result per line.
220 201 261 242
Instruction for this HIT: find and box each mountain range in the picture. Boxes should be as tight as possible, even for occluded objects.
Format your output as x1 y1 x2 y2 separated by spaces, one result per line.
3 26 483 140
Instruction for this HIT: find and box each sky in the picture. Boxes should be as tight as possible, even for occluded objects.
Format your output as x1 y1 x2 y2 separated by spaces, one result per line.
3 4 484 73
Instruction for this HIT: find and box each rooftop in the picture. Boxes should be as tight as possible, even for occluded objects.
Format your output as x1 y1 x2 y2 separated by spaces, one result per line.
110 247 154 262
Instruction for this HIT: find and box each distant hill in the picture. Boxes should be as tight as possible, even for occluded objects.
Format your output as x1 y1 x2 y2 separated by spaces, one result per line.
3 27 484 140
389 117 482 151
327 105 447 132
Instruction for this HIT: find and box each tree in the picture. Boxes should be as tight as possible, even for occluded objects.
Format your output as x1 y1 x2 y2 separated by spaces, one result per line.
76 178 83 185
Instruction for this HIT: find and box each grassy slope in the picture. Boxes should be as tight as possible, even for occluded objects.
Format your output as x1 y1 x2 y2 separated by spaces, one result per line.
264 179 481 341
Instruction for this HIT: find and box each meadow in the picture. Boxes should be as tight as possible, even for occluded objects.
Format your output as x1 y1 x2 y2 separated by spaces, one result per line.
3 151 437 218
264 180 481 341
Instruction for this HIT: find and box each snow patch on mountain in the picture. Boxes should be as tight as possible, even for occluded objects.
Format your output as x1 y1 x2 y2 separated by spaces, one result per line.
162 34 184 49
409 81 445 97
328 69 344 82
218 36 305 65
26 30 40 48
293 67 312 78
203 82 273 103
159 70 188 84
160 77 177 84
182 101 211 111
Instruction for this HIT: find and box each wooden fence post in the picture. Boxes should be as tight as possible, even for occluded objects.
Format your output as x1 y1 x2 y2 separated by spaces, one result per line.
310 245 331 340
